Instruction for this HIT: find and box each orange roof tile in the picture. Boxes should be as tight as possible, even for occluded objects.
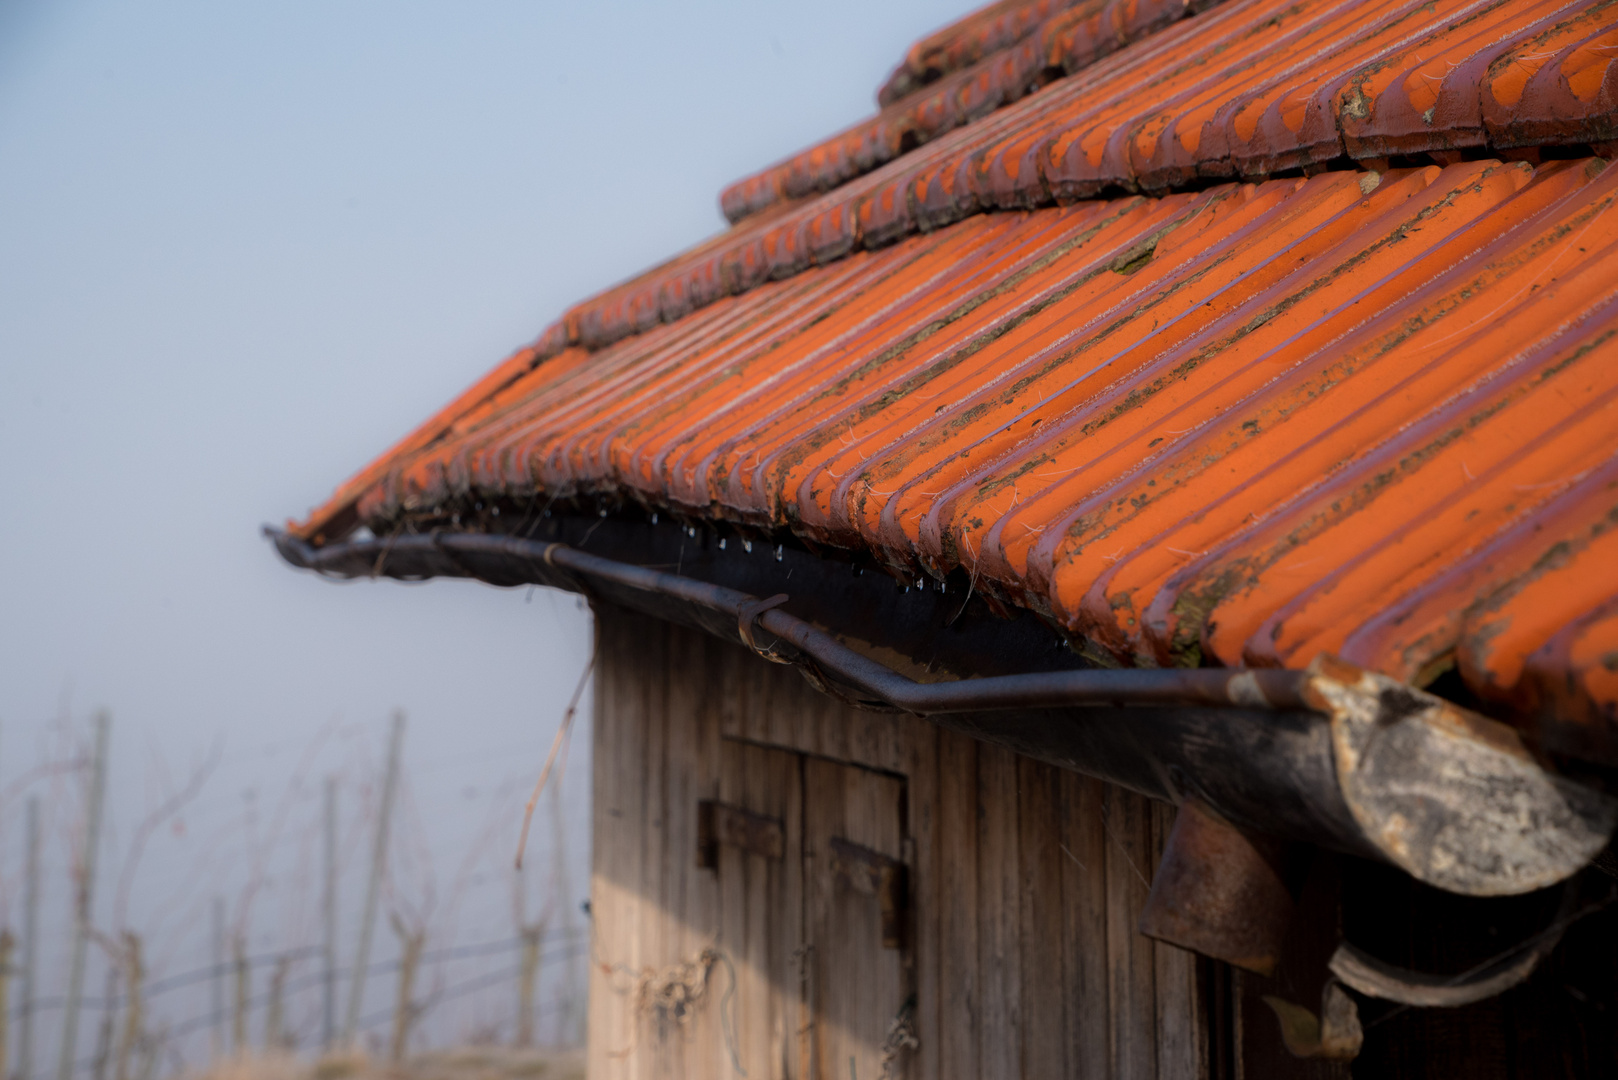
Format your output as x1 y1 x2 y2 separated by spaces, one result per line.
876 0 1081 108
723 0 1618 226
536 0 1618 359
721 0 1205 224
289 0 1618 757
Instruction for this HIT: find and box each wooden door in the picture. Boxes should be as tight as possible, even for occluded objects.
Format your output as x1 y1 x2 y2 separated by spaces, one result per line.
714 740 805 1079
709 746 911 1080
803 757 910 1080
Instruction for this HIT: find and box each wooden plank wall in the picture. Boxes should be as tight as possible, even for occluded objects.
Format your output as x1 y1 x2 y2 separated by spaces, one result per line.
587 605 1209 1079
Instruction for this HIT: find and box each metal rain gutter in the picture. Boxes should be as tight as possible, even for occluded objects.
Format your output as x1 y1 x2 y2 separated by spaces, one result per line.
270 527 1616 905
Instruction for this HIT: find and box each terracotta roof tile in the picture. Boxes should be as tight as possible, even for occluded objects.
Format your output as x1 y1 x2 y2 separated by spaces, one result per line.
722 0 1204 224
289 0 1618 755
724 0 1618 227
1520 600 1618 758
549 0 1618 362
296 155 1618 755
1484 0 1618 148
876 0 1085 108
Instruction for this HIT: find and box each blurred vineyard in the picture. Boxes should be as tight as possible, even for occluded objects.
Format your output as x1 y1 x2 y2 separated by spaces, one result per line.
0 702 590 1080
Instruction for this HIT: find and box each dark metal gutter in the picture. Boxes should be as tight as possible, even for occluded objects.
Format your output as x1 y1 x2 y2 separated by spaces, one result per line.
270 527 1617 900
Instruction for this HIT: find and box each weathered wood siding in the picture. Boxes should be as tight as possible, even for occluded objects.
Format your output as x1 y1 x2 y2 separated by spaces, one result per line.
587 605 1210 1079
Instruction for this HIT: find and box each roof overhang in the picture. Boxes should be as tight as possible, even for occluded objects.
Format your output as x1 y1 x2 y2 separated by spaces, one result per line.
271 512 1617 902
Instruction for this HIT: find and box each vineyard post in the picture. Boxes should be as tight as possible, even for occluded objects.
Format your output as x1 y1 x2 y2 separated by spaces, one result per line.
231 937 247 1057
57 711 110 1080
386 916 424 1062
19 797 40 1080
113 934 143 1080
342 712 404 1045
264 956 290 1054
516 926 541 1048
210 899 224 1062
322 776 337 1051
0 930 14 1080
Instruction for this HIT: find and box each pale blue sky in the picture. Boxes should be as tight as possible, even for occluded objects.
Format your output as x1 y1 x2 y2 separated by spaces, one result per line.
0 0 978 1062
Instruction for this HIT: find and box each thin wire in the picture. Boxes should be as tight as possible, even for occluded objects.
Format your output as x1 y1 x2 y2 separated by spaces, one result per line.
161 938 588 1041
353 941 590 1035
8 929 587 1017
52 941 590 1076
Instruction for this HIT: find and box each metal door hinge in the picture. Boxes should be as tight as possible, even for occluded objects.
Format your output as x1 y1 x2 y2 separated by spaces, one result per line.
696 799 786 869
829 837 907 949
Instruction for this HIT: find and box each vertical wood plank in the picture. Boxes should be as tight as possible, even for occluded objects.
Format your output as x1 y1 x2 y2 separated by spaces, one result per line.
936 731 979 1080
736 742 771 1080
1106 786 1158 1080
775 743 808 1080
718 740 805 1080
1060 771 1110 1078
666 620 721 1079
975 743 1021 1079
1017 757 1067 1080
807 671 845 763
1150 801 1203 1080
904 717 941 1080
716 617 747 743
588 608 653 1080
763 650 801 754
717 740 753 1078
635 619 673 1080
804 758 907 1080
621 606 652 1080
848 704 905 775
586 611 622 1080
782 751 807 1080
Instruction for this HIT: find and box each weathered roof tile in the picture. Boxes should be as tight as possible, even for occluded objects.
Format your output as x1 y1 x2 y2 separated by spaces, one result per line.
291 1 1618 756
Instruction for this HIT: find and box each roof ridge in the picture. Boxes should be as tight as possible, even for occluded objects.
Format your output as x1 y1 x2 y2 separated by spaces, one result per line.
720 0 1210 226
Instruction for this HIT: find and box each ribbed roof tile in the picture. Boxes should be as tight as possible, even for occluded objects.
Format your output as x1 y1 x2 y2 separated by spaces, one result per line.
289 0 1618 756
544 0 1618 360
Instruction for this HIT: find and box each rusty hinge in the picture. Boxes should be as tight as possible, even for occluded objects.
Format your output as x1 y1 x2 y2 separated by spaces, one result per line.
829 837 907 949
696 799 785 869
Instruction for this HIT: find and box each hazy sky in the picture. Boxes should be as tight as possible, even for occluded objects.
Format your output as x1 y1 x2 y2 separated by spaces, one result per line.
0 0 979 1063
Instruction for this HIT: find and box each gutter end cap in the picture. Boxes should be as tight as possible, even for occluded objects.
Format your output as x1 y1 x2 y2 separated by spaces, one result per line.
1305 654 1617 897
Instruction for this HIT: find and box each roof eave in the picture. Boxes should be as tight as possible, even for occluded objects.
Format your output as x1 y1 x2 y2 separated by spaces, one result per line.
269 514 1618 902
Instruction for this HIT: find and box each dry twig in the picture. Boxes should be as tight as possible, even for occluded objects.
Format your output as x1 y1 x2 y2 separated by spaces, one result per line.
514 653 594 870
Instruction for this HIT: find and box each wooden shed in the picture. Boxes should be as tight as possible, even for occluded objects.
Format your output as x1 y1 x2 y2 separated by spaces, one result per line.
277 0 1618 1075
